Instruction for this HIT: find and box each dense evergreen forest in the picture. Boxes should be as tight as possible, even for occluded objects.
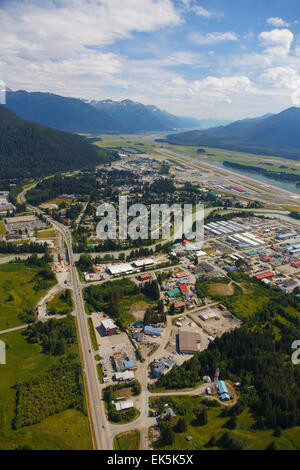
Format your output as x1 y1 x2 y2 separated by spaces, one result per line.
26 174 97 205
0 106 117 178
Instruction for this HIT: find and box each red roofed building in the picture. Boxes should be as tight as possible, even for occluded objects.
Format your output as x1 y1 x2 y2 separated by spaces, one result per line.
254 271 274 280
179 283 189 296
174 301 185 309
293 260 300 268
138 273 153 281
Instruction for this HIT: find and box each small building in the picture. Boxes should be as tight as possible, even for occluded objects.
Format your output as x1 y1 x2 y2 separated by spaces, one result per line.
152 357 174 377
218 380 230 401
200 262 214 273
115 371 135 382
115 399 134 411
144 325 162 336
167 288 180 298
161 407 176 420
133 332 144 342
174 301 185 310
175 271 187 279
199 310 219 321
123 360 136 370
179 283 189 296
203 376 211 383
101 319 117 336
178 331 200 354
138 273 153 282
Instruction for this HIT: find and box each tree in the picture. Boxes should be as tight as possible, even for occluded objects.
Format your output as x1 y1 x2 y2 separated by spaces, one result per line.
160 425 175 446
196 408 208 426
207 435 216 447
266 441 277 450
169 303 175 315
157 299 164 314
175 417 187 433
226 413 237 430
273 426 282 438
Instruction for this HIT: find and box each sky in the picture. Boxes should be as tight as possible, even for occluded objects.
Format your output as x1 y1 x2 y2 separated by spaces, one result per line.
1 0 300 119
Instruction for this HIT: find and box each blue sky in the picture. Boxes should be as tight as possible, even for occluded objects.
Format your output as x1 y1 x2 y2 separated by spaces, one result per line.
1 0 300 119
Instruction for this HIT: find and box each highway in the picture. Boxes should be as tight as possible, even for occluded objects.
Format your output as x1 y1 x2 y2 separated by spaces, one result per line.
17 186 110 450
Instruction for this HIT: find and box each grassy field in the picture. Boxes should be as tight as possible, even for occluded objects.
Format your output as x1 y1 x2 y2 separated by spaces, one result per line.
119 294 156 326
0 221 6 236
114 430 140 450
88 317 98 351
84 278 156 326
0 263 57 331
0 329 92 450
47 290 74 316
95 134 300 175
150 396 300 450
208 282 234 296
36 229 56 239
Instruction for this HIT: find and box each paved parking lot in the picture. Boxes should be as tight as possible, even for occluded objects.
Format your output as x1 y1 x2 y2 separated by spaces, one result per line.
92 313 137 382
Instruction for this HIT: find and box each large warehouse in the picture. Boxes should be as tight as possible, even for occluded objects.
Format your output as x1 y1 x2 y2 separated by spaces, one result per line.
106 263 133 276
178 331 200 354
132 258 154 268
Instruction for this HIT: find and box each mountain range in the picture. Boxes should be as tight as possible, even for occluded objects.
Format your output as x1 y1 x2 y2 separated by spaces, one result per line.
4 90 228 134
163 107 300 159
0 106 115 179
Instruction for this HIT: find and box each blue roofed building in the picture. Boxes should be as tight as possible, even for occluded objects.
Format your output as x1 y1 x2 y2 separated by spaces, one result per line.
135 320 144 328
144 325 162 336
123 360 136 370
218 380 230 401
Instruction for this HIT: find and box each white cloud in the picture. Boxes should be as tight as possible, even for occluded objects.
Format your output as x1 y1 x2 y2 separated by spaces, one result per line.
267 17 290 27
193 6 212 18
189 31 238 45
259 28 294 58
171 74 253 99
0 0 182 61
260 66 300 90
0 0 183 97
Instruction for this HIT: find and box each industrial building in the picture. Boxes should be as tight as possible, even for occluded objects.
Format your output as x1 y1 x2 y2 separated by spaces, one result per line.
178 331 200 354
278 280 298 294
204 220 249 236
132 258 154 268
113 352 125 371
115 399 134 411
101 319 117 336
4 215 42 232
199 310 219 321
254 271 274 280
152 357 174 377
106 263 133 276
144 325 162 336
115 371 135 382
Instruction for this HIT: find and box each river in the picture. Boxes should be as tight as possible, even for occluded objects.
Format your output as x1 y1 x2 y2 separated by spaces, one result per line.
211 161 300 194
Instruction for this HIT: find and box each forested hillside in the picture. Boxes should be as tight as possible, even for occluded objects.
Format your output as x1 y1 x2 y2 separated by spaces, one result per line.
0 107 117 178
